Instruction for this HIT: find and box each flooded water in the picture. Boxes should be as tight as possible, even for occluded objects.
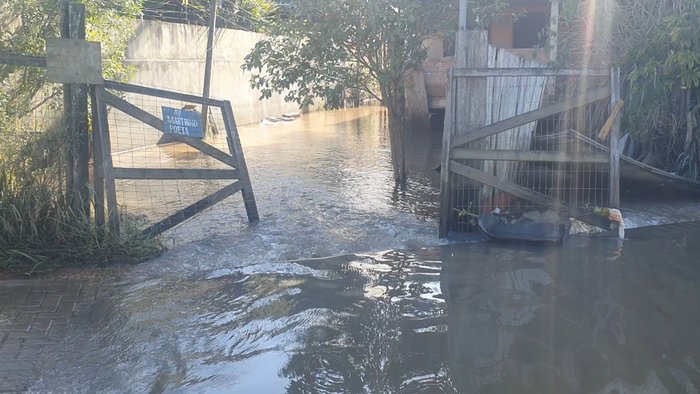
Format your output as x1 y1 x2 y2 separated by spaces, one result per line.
32 222 700 393
130 106 444 276
26 108 700 393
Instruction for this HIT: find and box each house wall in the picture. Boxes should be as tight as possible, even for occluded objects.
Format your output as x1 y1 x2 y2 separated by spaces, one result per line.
126 20 309 126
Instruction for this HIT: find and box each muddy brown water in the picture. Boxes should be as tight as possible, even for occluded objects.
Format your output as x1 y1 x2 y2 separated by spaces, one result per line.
28 107 700 392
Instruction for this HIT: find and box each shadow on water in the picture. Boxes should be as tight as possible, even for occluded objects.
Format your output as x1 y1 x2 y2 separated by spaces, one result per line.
33 222 700 393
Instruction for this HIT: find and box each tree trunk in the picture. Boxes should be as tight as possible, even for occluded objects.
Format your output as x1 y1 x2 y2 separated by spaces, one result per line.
383 82 408 186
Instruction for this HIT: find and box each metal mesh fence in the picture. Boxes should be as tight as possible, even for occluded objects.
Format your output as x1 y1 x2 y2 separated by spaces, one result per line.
104 86 242 242
449 74 612 233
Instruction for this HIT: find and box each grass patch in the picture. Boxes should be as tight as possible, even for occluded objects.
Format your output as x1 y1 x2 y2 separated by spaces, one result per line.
0 119 164 275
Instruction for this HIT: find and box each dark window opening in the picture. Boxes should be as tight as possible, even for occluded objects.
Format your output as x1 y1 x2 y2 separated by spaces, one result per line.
443 35 456 57
512 13 548 49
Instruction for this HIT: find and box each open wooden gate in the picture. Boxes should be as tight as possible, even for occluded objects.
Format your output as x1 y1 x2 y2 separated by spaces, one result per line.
91 81 259 237
439 64 622 238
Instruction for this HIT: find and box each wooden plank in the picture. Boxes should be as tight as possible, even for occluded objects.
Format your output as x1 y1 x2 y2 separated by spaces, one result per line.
103 80 226 107
103 91 237 168
451 160 572 212
112 168 239 180
0 55 47 68
549 0 560 63
452 68 609 78
449 161 610 229
609 67 621 208
90 87 105 230
61 3 91 217
93 86 120 235
451 149 610 163
451 87 610 149
222 101 260 223
598 100 624 140
439 72 456 238
141 181 243 237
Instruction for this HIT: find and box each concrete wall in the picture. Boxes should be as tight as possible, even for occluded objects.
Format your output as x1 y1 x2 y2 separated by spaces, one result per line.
126 21 305 126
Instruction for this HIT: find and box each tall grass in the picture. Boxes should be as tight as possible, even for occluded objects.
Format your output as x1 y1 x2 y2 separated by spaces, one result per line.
0 118 163 275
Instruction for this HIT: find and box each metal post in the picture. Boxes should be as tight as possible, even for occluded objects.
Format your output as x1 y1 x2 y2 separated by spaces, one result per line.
201 0 218 134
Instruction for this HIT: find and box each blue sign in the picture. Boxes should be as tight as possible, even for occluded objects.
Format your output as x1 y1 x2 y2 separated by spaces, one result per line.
162 107 205 138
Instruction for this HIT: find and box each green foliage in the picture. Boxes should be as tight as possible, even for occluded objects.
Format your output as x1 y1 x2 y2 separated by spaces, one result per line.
0 124 164 275
243 0 457 183
0 0 140 124
558 0 700 177
142 0 275 31
0 1 163 273
243 0 453 110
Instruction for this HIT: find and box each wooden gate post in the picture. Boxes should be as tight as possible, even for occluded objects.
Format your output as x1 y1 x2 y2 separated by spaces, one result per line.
61 1 90 216
609 67 621 208
222 101 260 223
439 72 456 238
92 86 120 235
439 31 489 238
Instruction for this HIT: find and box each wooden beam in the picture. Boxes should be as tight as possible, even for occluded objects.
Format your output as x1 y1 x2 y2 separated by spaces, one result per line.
61 3 91 217
549 0 560 63
221 100 260 223
112 167 239 180
449 160 610 229
450 160 572 212
141 181 243 237
450 149 610 163
451 87 610 149
103 91 237 168
452 68 610 78
598 100 624 140
0 55 47 68
93 86 120 235
103 80 226 107
439 73 456 238
90 88 105 230
609 68 622 208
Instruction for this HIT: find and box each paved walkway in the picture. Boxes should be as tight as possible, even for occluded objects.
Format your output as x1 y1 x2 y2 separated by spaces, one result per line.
0 280 100 393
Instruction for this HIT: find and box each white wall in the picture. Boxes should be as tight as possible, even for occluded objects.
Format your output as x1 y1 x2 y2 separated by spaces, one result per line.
126 20 306 126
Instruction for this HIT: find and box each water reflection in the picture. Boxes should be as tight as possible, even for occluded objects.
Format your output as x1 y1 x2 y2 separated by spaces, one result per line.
443 224 700 393
31 223 700 393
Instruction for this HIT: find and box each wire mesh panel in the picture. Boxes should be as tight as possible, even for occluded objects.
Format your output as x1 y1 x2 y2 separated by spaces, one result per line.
97 82 258 241
442 69 616 236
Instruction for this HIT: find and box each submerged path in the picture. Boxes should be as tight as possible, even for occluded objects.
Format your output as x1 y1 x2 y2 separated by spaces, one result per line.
2 107 700 392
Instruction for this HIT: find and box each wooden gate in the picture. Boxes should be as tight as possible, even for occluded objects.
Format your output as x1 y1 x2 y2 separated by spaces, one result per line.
91 82 259 237
439 65 622 238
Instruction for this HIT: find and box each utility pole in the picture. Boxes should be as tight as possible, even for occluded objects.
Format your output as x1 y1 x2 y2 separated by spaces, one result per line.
201 0 218 133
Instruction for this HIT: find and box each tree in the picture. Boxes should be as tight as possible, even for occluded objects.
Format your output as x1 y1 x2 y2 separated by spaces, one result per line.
0 1 163 270
142 0 275 31
243 0 456 185
557 0 700 179
0 0 140 125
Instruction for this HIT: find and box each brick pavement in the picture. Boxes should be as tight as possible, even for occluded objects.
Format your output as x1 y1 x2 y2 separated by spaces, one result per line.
0 281 100 393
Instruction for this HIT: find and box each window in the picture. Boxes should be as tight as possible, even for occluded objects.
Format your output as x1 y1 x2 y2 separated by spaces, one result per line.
512 13 548 49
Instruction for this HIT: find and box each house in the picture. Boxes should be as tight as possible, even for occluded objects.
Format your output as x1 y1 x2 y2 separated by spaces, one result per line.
422 0 560 111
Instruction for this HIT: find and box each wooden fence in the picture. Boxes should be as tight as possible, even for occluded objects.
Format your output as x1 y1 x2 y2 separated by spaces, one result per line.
439 47 622 238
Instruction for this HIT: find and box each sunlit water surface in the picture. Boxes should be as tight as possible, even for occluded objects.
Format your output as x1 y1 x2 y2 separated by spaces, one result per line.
29 108 700 393
131 106 444 277
33 223 700 393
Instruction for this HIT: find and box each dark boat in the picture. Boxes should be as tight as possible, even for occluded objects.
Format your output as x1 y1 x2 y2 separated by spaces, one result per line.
478 213 569 244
